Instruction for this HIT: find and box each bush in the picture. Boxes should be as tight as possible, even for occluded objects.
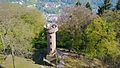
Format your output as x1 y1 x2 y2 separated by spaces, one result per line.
0 3 45 56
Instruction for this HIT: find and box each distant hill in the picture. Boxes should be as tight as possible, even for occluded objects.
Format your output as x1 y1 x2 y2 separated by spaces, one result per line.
1 0 115 23
0 0 117 15
0 0 97 14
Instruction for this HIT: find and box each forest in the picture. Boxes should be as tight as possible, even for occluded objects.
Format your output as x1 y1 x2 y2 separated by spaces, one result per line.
0 0 120 68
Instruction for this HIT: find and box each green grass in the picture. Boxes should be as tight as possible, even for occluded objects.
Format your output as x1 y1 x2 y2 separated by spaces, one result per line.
0 54 108 68
0 54 5 64
1 55 54 68
64 57 105 68
64 57 89 68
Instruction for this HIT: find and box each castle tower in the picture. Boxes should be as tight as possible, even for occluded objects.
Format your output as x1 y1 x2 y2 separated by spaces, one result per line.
44 23 58 56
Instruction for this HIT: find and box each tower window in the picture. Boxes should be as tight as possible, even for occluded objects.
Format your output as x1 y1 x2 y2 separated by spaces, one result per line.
50 36 52 38
50 42 52 45
50 48 52 51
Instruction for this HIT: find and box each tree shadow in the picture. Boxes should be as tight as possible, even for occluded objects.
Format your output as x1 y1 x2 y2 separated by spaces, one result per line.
32 48 46 64
0 65 4 68
32 48 55 66
31 31 52 66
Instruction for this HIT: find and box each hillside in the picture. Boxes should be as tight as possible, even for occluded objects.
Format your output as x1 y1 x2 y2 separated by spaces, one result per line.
1 0 117 14
1 55 53 68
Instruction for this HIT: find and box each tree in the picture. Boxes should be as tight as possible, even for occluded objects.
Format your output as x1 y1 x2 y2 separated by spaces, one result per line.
116 0 120 10
101 10 120 66
104 0 112 10
75 0 81 6
82 16 120 58
57 6 120 58
0 3 44 58
57 6 94 51
102 10 120 44
98 0 112 15
85 2 92 10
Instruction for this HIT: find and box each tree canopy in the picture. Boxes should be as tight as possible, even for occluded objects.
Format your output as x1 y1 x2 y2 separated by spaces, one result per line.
85 2 92 10
98 0 112 15
116 0 120 10
75 0 81 6
0 3 45 56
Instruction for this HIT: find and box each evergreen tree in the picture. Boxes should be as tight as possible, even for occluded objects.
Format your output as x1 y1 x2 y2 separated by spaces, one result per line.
98 0 112 15
75 0 81 6
98 6 104 15
85 2 92 10
116 0 120 10
104 0 112 10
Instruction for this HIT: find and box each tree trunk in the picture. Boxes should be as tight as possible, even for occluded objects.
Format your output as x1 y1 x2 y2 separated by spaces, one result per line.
11 46 16 68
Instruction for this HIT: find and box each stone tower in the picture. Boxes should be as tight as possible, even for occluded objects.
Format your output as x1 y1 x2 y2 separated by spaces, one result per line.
44 23 58 56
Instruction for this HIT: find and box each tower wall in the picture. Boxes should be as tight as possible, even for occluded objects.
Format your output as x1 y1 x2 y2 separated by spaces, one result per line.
44 23 58 56
47 32 56 55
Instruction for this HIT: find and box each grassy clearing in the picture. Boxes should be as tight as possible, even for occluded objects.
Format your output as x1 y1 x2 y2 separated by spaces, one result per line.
64 56 106 68
1 55 54 68
0 54 4 64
